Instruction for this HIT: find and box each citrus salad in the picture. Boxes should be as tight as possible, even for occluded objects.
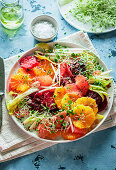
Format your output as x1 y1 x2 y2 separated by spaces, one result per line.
6 44 113 141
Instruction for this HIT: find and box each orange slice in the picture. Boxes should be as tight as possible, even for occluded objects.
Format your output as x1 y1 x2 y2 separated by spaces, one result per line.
53 87 66 109
73 97 98 115
72 105 95 129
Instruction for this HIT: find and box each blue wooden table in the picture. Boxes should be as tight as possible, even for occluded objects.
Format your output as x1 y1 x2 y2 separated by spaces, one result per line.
0 0 116 169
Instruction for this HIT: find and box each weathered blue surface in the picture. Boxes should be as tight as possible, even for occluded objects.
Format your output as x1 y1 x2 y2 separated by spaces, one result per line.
0 0 116 169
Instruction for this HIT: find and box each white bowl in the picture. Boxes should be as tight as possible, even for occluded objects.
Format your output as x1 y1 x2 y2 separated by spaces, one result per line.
30 15 58 42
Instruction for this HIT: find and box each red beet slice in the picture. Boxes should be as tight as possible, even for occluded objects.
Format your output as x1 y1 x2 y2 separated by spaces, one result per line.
28 91 58 111
86 90 102 105
69 59 86 77
86 90 108 112
98 96 108 112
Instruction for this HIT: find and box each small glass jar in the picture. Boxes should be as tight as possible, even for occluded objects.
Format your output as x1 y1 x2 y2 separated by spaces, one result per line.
0 0 24 29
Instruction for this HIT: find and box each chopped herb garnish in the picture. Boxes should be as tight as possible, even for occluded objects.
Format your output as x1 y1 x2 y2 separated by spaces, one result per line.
53 95 57 98
60 119 63 123
68 100 73 104
47 70 51 75
25 75 28 79
60 115 64 119
71 53 75 57
25 81 28 84
45 54 48 57
48 49 53 53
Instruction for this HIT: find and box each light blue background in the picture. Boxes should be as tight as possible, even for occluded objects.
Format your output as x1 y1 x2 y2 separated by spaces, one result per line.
0 0 116 169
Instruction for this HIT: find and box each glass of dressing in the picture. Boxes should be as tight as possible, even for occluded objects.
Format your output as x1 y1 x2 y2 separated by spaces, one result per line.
0 0 24 29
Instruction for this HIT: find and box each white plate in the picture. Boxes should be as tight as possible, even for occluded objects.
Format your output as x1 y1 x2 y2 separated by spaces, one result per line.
57 0 116 34
6 41 114 143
